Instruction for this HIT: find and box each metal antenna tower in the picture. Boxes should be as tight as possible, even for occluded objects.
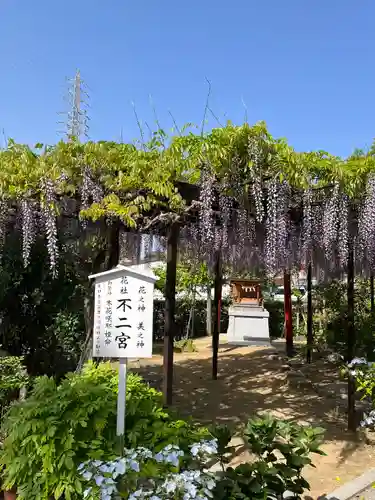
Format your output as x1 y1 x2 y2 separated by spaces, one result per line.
58 69 90 141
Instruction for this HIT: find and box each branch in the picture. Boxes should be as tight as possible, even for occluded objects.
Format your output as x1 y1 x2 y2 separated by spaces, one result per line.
141 200 203 230
201 78 212 136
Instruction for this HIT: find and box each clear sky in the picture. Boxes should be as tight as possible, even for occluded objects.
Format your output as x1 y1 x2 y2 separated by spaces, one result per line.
0 0 374 156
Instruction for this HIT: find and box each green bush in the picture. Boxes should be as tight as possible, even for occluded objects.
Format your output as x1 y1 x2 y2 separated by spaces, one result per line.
314 279 375 359
0 356 28 412
214 414 325 499
264 300 285 338
0 362 208 499
174 338 198 353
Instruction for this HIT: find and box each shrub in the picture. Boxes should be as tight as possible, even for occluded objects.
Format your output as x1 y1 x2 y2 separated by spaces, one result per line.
0 362 208 499
348 357 375 429
0 356 28 413
215 415 325 499
174 338 198 353
314 279 375 359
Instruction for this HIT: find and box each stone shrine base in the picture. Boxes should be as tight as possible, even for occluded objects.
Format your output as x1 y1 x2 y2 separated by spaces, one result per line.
226 304 270 346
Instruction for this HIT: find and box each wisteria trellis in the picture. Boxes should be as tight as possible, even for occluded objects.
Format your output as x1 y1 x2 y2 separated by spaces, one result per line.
0 124 375 280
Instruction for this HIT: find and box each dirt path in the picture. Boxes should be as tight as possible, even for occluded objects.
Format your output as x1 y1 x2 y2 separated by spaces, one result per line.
129 336 375 499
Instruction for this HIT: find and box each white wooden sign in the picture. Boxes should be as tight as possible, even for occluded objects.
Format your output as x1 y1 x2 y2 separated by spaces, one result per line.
90 265 156 359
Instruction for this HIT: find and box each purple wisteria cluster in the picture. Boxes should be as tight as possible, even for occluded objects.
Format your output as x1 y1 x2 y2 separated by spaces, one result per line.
338 194 349 268
302 188 313 265
218 191 232 251
248 138 264 224
20 199 36 268
322 183 340 267
11 138 375 281
358 175 375 270
264 179 278 275
199 166 215 251
81 165 104 209
41 178 59 278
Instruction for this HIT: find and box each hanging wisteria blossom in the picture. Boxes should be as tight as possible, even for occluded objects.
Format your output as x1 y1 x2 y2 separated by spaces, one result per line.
276 180 291 270
218 192 232 250
358 175 375 271
264 179 278 275
20 199 36 268
338 194 349 269
199 166 215 252
140 233 153 260
80 165 104 228
0 199 8 247
322 183 340 267
287 221 302 272
214 225 222 252
248 138 264 223
41 179 59 278
236 208 248 257
302 188 313 266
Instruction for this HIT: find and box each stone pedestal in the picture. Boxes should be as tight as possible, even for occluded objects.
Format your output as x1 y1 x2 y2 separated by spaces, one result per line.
226 304 270 346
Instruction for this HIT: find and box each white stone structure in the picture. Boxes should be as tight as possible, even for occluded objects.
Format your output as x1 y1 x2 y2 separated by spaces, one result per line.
227 303 270 346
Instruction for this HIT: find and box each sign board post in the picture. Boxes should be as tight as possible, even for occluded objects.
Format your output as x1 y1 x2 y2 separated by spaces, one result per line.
89 264 156 455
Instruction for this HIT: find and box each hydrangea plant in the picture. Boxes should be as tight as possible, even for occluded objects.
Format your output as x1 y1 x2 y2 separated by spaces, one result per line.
79 439 218 500
347 357 375 428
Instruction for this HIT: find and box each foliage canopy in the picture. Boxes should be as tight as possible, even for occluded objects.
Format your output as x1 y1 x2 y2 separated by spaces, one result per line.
1 122 374 225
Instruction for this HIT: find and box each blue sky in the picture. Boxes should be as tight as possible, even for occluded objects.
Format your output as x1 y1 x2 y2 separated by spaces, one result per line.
0 0 374 156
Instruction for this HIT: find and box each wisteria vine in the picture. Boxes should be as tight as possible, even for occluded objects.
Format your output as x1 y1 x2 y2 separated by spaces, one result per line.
2 146 375 281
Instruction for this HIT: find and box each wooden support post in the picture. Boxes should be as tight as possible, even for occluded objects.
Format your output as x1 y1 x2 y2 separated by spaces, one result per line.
347 239 356 431
212 251 222 380
108 221 121 269
284 270 294 357
206 287 212 336
306 263 313 364
163 223 179 406
371 275 374 313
